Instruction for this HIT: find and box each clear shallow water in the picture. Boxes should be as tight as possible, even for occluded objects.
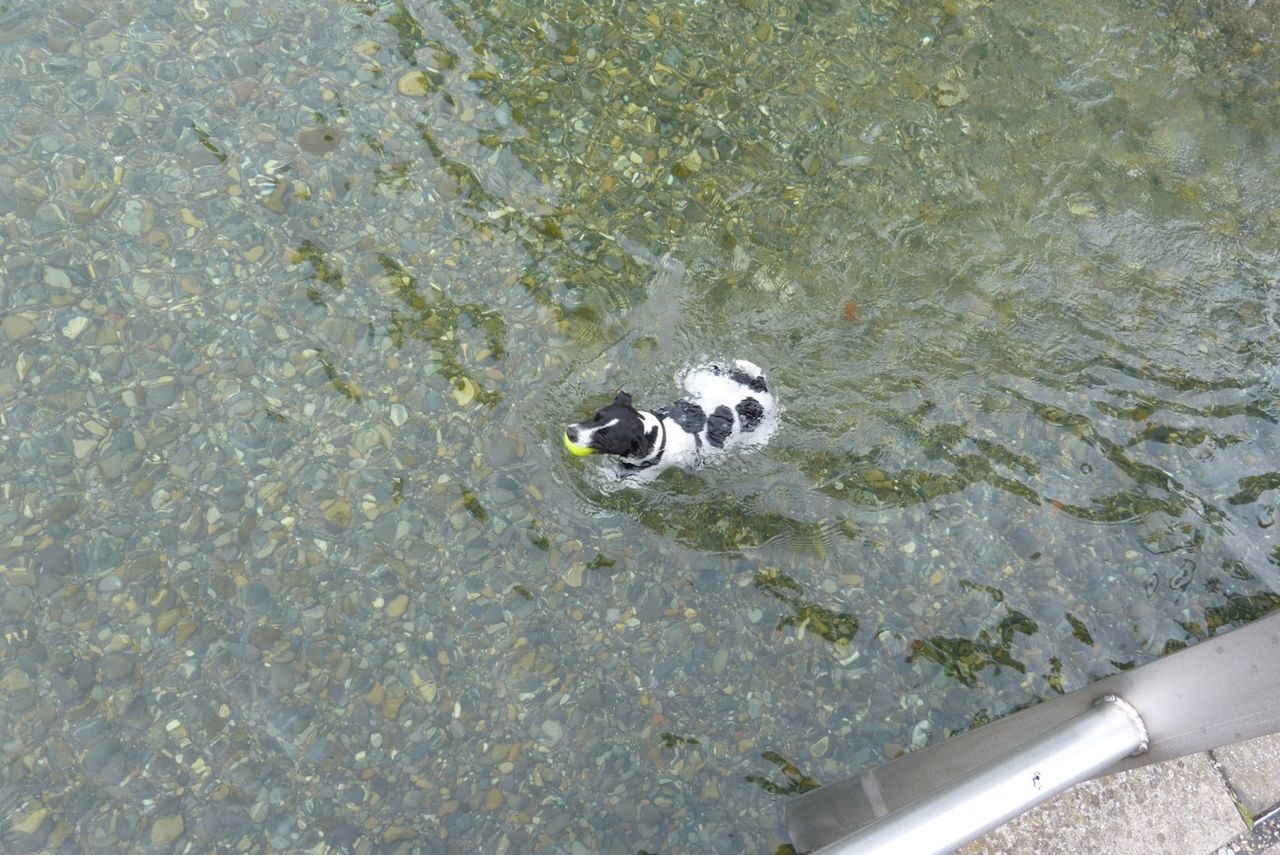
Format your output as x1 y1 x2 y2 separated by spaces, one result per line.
2 0 1279 851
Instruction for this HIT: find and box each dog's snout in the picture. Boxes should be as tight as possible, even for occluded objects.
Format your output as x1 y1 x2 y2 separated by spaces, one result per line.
566 426 579 442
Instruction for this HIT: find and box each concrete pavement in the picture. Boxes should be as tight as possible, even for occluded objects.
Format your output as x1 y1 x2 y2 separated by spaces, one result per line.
961 732 1280 855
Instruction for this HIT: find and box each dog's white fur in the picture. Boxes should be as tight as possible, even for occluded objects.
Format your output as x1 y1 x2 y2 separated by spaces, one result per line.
572 359 779 486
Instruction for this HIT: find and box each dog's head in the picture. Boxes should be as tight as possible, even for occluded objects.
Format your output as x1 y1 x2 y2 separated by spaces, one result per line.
564 392 659 460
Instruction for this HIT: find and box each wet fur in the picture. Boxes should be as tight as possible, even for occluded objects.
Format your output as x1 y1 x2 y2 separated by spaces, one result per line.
565 360 778 484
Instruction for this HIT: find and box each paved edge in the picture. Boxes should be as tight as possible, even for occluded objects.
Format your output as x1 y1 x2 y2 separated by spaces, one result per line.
960 731 1280 855
960 753 1244 855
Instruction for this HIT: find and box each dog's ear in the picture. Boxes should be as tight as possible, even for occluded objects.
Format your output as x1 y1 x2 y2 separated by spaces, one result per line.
613 391 632 408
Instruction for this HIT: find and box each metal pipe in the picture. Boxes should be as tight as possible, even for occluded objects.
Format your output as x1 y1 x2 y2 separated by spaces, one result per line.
816 695 1148 855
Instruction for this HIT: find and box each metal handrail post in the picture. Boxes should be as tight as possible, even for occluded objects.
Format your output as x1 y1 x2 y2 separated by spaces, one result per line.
816 695 1148 854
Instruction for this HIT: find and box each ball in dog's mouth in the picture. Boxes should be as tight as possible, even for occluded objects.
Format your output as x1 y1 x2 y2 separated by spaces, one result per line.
563 432 595 456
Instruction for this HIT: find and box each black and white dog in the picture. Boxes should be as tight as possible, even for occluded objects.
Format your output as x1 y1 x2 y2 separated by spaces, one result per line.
563 360 778 484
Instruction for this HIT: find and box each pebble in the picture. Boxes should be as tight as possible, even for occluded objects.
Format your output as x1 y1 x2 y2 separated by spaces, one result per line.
322 498 353 528
44 266 72 289
231 79 257 104
98 454 123 480
62 316 89 339
397 72 431 97
297 126 344 155
3 314 36 341
451 377 477 406
120 199 153 234
385 594 409 619
13 805 48 836
101 653 135 681
541 720 564 743
150 814 184 846
382 826 415 843
244 582 270 608
712 649 729 675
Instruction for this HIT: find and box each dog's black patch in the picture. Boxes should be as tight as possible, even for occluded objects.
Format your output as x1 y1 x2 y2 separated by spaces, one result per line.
573 391 650 457
663 400 706 435
620 424 665 471
736 397 764 432
728 367 767 394
706 405 735 449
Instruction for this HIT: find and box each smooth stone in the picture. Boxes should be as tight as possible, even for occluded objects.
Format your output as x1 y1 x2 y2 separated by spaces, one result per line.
38 544 73 575
120 199 153 234
98 454 123 481
541 719 563 743
2 587 33 615
249 627 281 649
44 266 72 289
451 376 476 406
385 594 409 619
711 649 729 675
151 814 184 846
298 126 344 155
100 653 135 681
3 315 36 341
382 826 415 843
61 316 89 339
322 498 352 528
244 582 270 608
13 805 48 835
147 380 177 407
263 182 288 213
397 71 431 96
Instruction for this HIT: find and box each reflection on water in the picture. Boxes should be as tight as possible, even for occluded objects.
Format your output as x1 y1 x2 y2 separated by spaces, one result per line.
2 0 1280 851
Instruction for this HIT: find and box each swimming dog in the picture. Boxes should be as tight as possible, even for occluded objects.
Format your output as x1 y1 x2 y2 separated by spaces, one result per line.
563 360 778 483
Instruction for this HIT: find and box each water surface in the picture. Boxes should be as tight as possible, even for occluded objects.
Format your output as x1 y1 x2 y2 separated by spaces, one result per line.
2 0 1279 851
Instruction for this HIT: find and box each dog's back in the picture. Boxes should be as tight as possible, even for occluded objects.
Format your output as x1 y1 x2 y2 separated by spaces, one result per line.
672 359 778 455
565 359 778 487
